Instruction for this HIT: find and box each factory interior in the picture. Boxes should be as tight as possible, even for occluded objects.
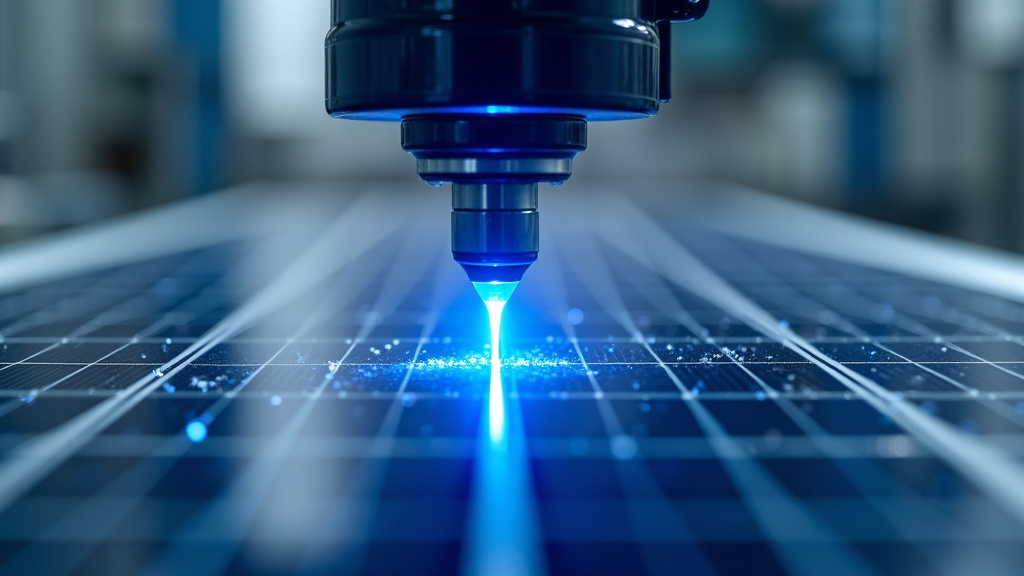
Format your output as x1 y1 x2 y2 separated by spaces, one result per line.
2 0 1023 251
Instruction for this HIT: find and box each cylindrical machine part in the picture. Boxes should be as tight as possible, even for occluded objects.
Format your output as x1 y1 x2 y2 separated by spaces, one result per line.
453 182 538 211
401 115 586 184
325 0 710 284
451 182 539 283
327 4 662 121
402 115 582 283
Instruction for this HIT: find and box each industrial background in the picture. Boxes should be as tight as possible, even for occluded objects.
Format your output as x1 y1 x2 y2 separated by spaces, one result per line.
1 0 1023 251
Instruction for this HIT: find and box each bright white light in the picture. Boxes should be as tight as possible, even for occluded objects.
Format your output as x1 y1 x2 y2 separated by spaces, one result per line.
485 301 505 362
488 359 506 448
957 0 1024 68
473 282 518 448
486 299 507 448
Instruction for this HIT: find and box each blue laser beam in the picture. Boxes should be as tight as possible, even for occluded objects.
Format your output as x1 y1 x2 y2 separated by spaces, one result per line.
475 281 516 447
465 280 544 575
488 359 506 448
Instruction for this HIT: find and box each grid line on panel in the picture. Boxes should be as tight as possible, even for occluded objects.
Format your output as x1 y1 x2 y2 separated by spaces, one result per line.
706 236 1024 397
638 225 1024 547
134 246 439 573
0 246 263 510
27 238 418 574
0 251 244 435
632 319 892 575
4 198 1024 575
6 388 1024 403
0 248 258 574
552 245 870 575
684 233 1024 543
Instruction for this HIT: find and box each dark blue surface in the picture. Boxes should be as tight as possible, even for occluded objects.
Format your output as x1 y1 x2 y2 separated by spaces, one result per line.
0 223 1023 575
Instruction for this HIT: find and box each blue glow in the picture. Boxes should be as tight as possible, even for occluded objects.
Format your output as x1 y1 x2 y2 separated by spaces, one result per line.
474 282 516 447
473 281 518 307
419 354 569 369
488 357 506 448
485 301 504 367
567 307 584 325
334 105 651 122
484 105 518 115
185 420 208 443
465 316 544 575
486 297 506 447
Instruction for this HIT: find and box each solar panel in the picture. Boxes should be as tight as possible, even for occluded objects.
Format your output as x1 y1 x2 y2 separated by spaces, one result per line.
1 182 1023 576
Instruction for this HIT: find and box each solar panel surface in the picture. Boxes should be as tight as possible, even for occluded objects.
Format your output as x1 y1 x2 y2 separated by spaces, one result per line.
0 183 1023 576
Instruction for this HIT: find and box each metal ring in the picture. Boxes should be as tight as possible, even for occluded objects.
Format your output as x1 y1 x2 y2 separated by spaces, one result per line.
452 182 539 211
417 158 573 177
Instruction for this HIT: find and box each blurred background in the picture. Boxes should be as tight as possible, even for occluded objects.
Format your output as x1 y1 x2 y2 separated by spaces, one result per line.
1 0 1023 251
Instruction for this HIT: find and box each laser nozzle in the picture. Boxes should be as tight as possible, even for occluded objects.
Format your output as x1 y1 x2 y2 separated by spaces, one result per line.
453 182 538 285
402 115 583 289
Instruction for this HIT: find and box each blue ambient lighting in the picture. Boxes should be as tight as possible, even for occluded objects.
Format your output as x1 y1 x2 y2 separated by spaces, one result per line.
185 420 208 443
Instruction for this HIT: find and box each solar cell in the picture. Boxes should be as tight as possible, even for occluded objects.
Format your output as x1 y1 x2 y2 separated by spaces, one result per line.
0 183 1022 575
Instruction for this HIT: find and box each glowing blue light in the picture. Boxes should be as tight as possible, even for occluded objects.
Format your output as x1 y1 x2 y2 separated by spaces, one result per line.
486 298 506 447
567 308 584 325
473 281 518 362
474 281 518 305
489 360 506 448
484 105 518 115
610 434 638 460
185 420 208 443
474 281 516 447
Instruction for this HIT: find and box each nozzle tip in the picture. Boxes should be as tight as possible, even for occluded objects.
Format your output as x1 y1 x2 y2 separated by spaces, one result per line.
455 254 535 284
473 281 519 306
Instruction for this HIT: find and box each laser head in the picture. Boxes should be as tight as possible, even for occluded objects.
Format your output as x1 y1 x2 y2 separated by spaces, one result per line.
453 182 538 284
404 115 585 286
325 0 710 289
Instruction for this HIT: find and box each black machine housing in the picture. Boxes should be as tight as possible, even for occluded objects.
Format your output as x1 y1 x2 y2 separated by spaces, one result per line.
326 0 709 283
